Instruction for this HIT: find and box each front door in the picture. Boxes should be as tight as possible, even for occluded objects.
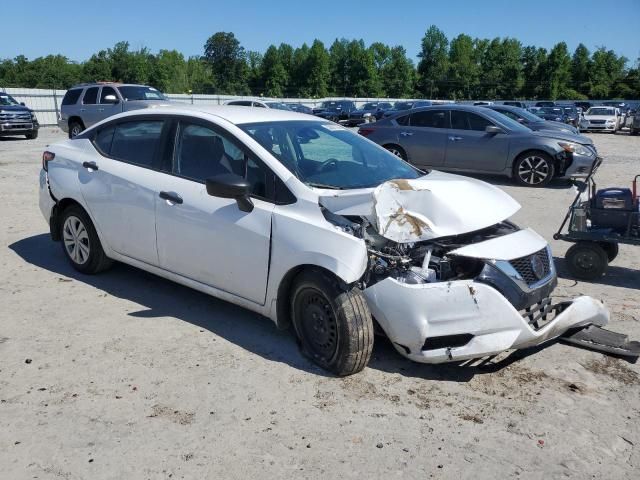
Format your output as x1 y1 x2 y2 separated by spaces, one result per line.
155 119 274 305
445 110 510 173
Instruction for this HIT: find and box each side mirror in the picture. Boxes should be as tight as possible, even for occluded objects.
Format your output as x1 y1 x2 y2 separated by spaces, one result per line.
20 102 26 106
517 117 525 123
485 125 503 134
205 173 254 212
103 94 119 104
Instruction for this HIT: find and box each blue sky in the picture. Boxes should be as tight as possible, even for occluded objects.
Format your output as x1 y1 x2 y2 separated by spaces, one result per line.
4 0 639 64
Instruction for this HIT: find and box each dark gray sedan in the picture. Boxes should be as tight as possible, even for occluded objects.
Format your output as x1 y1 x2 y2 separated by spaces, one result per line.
359 105 598 187
486 105 579 135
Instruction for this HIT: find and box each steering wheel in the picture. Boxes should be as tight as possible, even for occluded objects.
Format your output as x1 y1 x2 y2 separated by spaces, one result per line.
316 158 340 174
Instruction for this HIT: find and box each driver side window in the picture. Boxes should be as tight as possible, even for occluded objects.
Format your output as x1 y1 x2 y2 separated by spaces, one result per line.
172 121 273 200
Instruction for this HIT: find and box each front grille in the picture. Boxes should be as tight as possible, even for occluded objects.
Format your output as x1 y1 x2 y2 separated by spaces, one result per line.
590 119 606 124
520 297 555 330
509 248 551 286
0 112 31 123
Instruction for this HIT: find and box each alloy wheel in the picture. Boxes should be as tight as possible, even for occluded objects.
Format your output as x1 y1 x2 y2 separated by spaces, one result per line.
517 156 550 185
63 215 90 265
70 125 82 137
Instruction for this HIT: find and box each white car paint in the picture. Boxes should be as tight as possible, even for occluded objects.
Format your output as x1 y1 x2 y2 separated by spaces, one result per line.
580 107 621 132
39 105 610 368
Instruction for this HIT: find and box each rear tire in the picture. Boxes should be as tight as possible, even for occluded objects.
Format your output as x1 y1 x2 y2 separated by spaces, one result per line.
291 269 373 376
60 205 113 274
631 128 639 136
383 144 407 161
513 151 555 187
68 120 84 138
565 242 608 281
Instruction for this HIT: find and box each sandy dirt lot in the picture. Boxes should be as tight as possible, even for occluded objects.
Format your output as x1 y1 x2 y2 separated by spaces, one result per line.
1 127 639 479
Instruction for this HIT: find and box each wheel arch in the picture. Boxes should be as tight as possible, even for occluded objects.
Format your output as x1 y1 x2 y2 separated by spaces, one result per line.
275 264 351 331
67 116 85 128
511 148 560 177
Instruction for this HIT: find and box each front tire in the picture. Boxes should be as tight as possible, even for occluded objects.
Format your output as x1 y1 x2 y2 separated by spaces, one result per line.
513 151 555 187
565 242 608 280
25 130 38 140
60 205 113 274
291 270 373 376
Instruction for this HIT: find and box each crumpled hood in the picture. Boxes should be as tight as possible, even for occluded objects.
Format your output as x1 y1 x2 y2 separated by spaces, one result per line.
319 171 520 243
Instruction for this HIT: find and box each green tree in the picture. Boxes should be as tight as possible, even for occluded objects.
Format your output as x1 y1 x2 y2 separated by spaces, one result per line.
381 46 415 97
261 45 287 97
447 34 478 99
203 32 249 94
417 25 449 97
150 50 187 93
589 47 627 99
543 42 572 99
303 40 330 97
571 43 591 94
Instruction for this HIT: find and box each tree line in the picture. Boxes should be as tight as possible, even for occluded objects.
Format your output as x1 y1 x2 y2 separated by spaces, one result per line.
1 26 638 100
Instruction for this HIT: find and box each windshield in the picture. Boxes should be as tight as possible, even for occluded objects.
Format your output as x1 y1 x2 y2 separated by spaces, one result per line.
0 94 20 106
361 102 378 110
265 102 292 111
541 107 563 114
481 108 532 132
240 120 422 189
118 86 167 101
587 107 615 116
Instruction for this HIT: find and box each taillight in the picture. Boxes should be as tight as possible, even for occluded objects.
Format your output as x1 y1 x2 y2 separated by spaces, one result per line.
358 128 374 137
42 151 55 171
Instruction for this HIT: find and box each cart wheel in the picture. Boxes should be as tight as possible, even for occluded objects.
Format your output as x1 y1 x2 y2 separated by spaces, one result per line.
599 242 619 262
565 242 608 280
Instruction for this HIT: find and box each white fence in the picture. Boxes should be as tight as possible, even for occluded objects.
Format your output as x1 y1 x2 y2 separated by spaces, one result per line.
2 87 431 126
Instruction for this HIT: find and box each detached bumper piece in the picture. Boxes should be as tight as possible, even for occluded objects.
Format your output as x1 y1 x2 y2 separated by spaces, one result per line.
561 325 640 358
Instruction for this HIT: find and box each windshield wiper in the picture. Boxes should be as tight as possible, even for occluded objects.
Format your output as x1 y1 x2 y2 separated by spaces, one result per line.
305 182 345 190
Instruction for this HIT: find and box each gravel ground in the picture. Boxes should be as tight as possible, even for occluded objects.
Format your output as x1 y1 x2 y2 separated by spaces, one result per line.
1 128 639 479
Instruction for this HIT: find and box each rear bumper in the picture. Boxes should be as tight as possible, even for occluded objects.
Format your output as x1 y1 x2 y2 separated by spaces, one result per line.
363 278 609 364
57 118 69 133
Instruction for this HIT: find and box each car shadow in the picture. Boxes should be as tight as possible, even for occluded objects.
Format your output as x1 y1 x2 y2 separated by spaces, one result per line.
0 136 28 141
9 233 332 377
554 256 640 289
11 233 549 381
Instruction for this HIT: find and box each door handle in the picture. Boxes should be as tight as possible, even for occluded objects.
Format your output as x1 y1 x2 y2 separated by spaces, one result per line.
79 108 86 112
400 131 414 137
82 161 98 171
98 108 104 112
159 191 183 205
448 136 463 141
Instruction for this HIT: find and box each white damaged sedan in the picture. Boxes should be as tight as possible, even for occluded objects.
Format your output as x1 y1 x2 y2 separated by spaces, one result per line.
39 106 609 375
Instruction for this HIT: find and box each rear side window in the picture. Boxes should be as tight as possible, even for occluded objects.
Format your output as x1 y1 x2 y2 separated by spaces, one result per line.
82 87 99 105
410 110 448 128
395 115 409 126
62 89 82 106
94 126 115 154
108 120 164 167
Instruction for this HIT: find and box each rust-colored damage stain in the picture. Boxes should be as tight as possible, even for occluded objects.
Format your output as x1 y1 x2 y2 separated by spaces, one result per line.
390 179 416 191
382 206 432 238
468 285 478 305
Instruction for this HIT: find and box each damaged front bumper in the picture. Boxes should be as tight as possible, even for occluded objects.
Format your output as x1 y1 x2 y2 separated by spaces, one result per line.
363 278 609 363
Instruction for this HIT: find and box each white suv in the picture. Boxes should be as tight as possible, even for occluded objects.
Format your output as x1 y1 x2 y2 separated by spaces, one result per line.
39 106 609 375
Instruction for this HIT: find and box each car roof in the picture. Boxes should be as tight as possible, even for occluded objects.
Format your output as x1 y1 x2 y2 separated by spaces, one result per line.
106 104 315 124
69 82 151 90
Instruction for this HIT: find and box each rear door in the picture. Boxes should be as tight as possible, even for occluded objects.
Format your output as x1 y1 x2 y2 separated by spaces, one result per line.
78 118 168 265
397 109 448 167
445 110 510 173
